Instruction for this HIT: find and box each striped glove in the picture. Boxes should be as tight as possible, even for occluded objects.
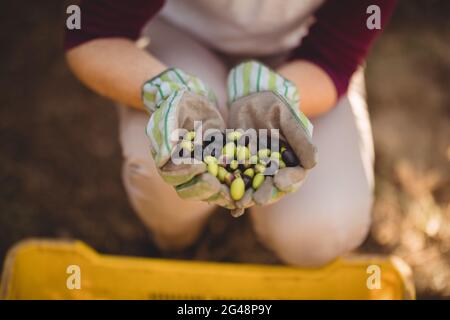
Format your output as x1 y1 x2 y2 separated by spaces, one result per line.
143 68 234 206
227 60 317 207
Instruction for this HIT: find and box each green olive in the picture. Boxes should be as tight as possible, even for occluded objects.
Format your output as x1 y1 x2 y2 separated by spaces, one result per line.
254 163 266 174
222 142 236 158
179 140 194 152
257 149 271 159
224 172 235 186
204 155 218 165
229 159 239 171
227 131 242 142
236 145 250 162
259 157 270 166
270 151 282 160
249 155 259 165
217 166 228 182
185 131 196 141
243 168 255 178
252 173 265 190
230 177 245 200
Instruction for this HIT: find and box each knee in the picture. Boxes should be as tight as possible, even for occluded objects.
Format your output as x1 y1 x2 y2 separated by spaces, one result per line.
252 192 373 267
122 156 158 192
121 156 164 221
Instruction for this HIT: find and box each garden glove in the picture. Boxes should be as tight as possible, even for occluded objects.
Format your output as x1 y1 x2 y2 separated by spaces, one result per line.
143 68 235 208
227 60 317 207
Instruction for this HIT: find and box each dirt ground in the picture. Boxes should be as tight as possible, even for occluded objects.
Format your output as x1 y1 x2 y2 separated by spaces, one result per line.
0 1 449 299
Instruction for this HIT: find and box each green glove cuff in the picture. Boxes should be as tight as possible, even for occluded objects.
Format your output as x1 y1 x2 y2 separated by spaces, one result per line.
227 60 313 138
142 68 217 113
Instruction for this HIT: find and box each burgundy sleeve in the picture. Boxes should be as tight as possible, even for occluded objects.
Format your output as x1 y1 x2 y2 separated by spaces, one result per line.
290 0 396 97
64 0 165 51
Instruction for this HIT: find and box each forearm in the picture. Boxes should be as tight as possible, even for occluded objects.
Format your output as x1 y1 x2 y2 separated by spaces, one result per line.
277 60 337 118
66 38 166 110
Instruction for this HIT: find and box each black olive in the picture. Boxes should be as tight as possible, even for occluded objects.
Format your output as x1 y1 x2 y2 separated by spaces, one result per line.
281 149 299 167
242 175 252 189
238 163 247 171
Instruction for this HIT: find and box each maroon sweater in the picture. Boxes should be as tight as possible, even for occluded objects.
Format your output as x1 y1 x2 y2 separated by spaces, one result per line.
65 0 396 97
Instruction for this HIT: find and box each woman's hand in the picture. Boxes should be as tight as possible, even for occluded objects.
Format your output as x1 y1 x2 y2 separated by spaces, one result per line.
144 68 239 209
227 60 317 207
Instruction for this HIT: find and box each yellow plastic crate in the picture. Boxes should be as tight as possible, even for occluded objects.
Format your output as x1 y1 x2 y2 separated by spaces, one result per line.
0 239 415 300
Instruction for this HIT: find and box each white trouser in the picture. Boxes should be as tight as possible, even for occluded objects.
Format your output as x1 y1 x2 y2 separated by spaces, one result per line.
119 19 374 266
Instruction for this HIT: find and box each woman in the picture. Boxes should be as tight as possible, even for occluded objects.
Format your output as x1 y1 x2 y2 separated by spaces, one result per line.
65 0 396 266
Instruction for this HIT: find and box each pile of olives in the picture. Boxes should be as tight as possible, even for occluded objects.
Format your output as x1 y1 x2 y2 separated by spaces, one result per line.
176 130 300 201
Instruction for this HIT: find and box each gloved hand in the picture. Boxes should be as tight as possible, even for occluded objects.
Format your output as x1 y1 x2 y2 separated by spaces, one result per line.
143 68 236 209
227 60 317 208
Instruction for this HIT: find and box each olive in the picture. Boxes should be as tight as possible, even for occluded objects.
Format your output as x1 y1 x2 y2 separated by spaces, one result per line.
257 149 271 159
207 162 218 177
252 173 265 190
259 157 270 166
179 140 194 152
229 160 239 171
178 129 303 209
204 155 217 165
243 168 255 178
254 163 266 174
224 172 235 186
236 146 250 162
222 142 236 158
217 166 228 182
185 131 196 141
270 151 282 160
238 163 250 171
227 131 242 142
242 175 252 189
281 149 299 167
230 177 245 200
249 155 259 165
